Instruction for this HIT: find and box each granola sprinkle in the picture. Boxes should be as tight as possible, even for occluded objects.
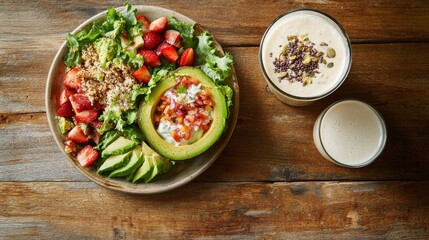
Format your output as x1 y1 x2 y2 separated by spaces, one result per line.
78 44 138 111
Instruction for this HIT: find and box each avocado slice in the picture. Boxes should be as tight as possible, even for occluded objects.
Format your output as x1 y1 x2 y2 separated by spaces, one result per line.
132 142 165 183
109 145 144 178
101 136 138 158
97 151 132 174
138 67 228 160
143 155 164 183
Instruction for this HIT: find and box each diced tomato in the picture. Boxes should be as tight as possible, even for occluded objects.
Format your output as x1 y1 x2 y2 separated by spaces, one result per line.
179 48 195 67
164 30 182 48
149 16 168 33
75 109 99 124
67 125 89 144
142 32 164 50
59 88 77 105
77 145 99 167
57 101 75 118
138 49 161 67
69 94 92 113
63 67 82 89
170 130 181 142
201 124 211 132
161 45 179 63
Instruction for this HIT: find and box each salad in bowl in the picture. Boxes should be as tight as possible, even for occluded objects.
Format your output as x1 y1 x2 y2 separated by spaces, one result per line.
46 2 238 193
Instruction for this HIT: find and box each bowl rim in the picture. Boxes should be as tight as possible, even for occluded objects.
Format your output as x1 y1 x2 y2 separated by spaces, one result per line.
45 5 239 194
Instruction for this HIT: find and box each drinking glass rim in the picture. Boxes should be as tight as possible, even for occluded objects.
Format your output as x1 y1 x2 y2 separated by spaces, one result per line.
259 8 352 101
317 99 387 168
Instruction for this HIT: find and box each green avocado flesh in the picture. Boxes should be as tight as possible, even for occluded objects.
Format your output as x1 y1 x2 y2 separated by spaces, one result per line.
138 67 227 160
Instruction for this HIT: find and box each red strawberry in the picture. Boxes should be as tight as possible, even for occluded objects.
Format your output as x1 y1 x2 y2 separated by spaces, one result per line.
69 94 92 113
77 145 98 167
75 109 99 124
59 88 77 105
67 125 89 144
132 66 151 83
179 48 195 67
149 16 168 33
164 30 182 48
161 45 179 63
139 49 161 67
155 41 170 56
57 101 75 118
136 15 151 34
143 32 163 50
91 120 103 129
63 67 82 89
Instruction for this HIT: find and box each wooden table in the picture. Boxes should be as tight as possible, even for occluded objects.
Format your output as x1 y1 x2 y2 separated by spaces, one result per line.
1 1 429 239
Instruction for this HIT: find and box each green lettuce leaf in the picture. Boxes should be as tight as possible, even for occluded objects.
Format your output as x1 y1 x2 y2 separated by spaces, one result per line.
195 32 233 83
168 17 196 48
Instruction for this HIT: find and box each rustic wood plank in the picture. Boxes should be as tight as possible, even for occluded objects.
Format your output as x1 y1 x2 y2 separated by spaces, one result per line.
1 181 428 239
0 113 86 182
1 44 428 182
1 0 428 47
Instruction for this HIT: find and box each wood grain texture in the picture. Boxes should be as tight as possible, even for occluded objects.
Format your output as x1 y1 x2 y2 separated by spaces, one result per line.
1 44 428 182
1 181 428 239
2 1 429 113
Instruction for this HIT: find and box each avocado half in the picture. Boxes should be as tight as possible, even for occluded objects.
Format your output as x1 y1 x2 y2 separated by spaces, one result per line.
138 67 227 160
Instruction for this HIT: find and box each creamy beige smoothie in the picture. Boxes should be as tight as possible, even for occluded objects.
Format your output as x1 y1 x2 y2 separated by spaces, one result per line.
260 9 351 105
313 100 387 167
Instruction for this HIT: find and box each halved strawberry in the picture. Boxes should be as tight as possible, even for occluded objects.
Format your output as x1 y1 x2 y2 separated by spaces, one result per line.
149 16 168 33
59 88 77 105
143 32 163 50
132 66 151 84
75 109 98 124
139 49 161 67
69 94 92 113
77 145 99 167
67 125 89 144
155 41 170 56
57 101 75 118
164 30 182 48
161 45 179 63
179 48 195 67
136 15 151 34
63 67 82 89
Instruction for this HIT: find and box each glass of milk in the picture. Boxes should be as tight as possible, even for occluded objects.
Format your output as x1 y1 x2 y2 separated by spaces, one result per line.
313 99 387 168
259 9 352 106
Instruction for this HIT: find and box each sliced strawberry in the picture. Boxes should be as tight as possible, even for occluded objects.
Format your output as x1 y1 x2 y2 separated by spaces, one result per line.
179 48 195 67
77 145 98 167
132 66 151 84
63 67 82 89
164 30 182 48
75 109 98 124
59 88 77 105
139 49 161 67
161 45 179 63
136 15 151 34
149 16 168 33
69 94 92 113
91 130 101 145
155 41 171 56
57 101 75 118
143 32 163 50
67 125 89 144
91 120 103 129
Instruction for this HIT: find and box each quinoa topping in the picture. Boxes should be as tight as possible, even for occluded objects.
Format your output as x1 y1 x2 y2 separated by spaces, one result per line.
78 44 138 111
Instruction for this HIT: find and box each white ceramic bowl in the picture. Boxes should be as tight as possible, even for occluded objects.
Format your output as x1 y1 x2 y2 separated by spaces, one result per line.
46 5 239 194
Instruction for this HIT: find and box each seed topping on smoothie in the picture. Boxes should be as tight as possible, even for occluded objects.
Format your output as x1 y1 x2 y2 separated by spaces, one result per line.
272 34 336 86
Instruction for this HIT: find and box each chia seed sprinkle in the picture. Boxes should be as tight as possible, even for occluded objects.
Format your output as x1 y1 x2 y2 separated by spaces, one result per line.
272 34 333 86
